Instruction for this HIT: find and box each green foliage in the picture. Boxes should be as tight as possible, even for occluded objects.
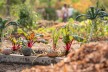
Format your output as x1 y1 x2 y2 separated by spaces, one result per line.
9 0 22 5
0 17 18 42
76 3 108 42
72 35 84 42
61 25 73 44
76 7 108 21
39 0 57 7
71 0 80 3
52 28 60 48
0 1 6 15
18 5 33 29
0 18 8 31
44 7 57 20
91 0 108 12
72 10 81 20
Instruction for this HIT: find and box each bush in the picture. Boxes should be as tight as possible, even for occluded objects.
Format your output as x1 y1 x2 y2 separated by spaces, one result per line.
18 5 33 29
44 7 57 21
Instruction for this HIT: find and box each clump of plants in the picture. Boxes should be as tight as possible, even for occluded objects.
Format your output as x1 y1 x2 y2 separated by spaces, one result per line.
61 25 73 56
18 30 48 56
76 3 108 42
10 37 21 51
18 5 37 30
61 24 84 56
0 17 9 41
18 31 36 56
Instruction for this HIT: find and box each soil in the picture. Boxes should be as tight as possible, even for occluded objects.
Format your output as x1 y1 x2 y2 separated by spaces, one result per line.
0 21 108 72
22 41 108 72
0 41 108 72
0 39 80 72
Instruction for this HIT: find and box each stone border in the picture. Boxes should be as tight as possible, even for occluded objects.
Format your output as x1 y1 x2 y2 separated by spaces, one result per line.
0 54 63 65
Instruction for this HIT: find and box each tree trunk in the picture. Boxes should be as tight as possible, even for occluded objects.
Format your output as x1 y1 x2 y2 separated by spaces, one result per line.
22 0 26 4
48 0 51 8
6 0 10 16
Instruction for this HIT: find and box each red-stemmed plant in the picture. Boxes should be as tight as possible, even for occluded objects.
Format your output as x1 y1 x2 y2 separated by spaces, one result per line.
62 24 84 56
23 31 36 48
10 37 21 51
61 25 74 55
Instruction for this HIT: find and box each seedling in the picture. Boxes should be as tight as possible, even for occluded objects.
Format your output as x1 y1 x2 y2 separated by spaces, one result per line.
52 28 60 50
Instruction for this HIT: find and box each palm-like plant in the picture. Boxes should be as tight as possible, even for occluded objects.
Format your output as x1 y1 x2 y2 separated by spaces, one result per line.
76 6 108 42
9 37 21 51
0 18 18 42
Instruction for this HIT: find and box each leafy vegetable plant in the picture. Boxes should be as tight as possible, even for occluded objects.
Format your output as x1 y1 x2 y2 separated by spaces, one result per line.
10 37 21 51
52 28 60 50
61 25 73 55
61 24 84 55
23 31 36 48
76 5 108 42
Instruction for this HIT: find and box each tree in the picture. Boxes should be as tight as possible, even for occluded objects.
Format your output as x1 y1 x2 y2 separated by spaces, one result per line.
0 0 25 17
90 0 108 12
6 0 10 16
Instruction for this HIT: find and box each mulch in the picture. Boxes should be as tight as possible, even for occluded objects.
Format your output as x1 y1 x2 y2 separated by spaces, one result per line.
21 41 108 72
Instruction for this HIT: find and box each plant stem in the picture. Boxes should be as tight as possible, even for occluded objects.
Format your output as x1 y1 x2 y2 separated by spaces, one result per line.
88 20 95 42
65 39 73 55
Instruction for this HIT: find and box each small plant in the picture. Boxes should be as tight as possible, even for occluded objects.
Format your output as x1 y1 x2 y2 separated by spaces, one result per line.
61 24 84 55
9 37 21 51
18 5 33 29
17 31 36 56
21 31 47 47
0 17 9 41
61 25 73 56
52 28 60 50
22 31 36 48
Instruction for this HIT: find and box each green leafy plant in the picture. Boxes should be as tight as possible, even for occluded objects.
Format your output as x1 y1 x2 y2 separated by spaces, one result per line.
0 17 18 42
18 5 33 30
61 25 73 56
76 5 108 42
44 7 57 20
61 24 84 55
52 28 60 50
0 18 8 37
22 31 36 48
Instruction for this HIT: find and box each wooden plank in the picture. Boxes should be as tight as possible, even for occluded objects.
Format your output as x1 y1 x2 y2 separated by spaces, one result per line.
0 54 63 65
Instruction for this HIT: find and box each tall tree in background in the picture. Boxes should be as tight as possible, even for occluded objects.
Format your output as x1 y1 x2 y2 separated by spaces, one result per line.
22 0 26 4
90 0 108 12
6 0 10 16
4 0 26 16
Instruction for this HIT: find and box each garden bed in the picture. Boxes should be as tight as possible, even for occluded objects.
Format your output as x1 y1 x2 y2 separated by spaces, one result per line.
21 41 108 72
0 54 63 65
